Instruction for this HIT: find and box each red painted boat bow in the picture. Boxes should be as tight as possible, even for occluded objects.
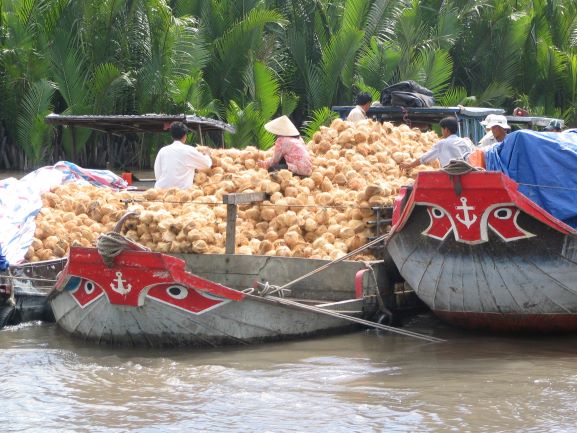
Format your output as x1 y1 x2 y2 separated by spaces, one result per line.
391 171 575 244
56 247 245 309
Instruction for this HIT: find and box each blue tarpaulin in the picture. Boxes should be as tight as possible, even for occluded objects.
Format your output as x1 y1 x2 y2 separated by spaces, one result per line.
0 250 8 271
485 130 577 228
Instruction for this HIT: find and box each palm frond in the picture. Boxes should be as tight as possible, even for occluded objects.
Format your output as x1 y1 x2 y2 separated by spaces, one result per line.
564 53 577 103
341 0 370 30
279 91 299 116
353 78 380 103
405 49 453 95
364 0 402 42
320 27 364 104
49 31 90 113
40 0 71 36
356 37 401 89
16 79 55 163
302 107 338 142
305 61 327 110
476 82 513 107
252 61 280 120
435 6 461 50
210 8 287 100
436 86 469 106
225 101 274 150
89 62 122 114
169 16 210 74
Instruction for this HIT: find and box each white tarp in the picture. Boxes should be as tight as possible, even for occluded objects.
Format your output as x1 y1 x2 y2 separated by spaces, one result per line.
0 162 127 265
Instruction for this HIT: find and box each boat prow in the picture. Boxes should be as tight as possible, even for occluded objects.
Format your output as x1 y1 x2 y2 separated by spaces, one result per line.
386 170 577 333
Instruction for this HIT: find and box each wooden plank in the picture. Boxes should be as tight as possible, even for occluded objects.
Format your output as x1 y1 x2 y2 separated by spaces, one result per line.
225 203 238 254
223 192 268 205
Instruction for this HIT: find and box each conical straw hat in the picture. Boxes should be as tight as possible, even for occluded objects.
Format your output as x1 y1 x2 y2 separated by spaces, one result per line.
264 115 300 136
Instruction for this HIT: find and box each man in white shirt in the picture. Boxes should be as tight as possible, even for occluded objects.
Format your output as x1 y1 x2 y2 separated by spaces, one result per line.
346 93 372 122
399 117 473 169
478 114 510 148
154 122 212 189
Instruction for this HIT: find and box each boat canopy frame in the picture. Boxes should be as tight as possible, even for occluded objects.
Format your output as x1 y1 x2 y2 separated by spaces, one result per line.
331 105 564 145
45 113 235 159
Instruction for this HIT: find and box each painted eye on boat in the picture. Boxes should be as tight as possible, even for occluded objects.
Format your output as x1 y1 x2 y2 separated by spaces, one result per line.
431 207 445 218
494 208 512 220
85 281 96 295
166 285 188 300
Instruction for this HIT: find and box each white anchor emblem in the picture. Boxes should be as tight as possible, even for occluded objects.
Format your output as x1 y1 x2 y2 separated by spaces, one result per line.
455 196 477 228
110 271 132 295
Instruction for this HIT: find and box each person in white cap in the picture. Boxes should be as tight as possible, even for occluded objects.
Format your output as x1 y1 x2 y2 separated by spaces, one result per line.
478 114 510 147
258 115 312 176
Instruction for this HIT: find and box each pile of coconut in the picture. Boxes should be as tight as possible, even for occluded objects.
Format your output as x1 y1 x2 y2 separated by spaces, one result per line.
27 119 438 262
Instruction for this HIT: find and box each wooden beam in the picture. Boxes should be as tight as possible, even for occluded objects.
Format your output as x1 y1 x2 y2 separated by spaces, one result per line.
223 192 268 254
225 203 238 255
222 192 268 205
198 125 204 146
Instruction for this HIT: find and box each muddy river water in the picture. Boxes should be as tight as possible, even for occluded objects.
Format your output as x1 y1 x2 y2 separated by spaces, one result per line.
2 314 577 432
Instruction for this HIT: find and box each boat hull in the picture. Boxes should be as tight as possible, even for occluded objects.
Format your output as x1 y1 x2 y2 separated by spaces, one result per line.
387 171 577 333
50 247 383 347
2 258 66 326
50 290 367 347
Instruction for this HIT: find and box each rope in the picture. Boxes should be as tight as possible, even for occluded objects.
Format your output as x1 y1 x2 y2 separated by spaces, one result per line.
253 281 290 298
516 182 577 192
440 161 577 193
441 160 479 176
96 232 150 267
363 261 393 320
265 296 444 343
0 275 57 283
401 106 411 128
269 231 391 293
120 198 392 211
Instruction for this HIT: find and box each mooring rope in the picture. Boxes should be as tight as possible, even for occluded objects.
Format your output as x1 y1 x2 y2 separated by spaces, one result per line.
0 275 58 283
96 232 149 267
273 231 391 293
266 296 444 343
441 160 479 176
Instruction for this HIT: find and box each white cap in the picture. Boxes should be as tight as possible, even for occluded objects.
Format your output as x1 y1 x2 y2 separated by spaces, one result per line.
481 114 510 130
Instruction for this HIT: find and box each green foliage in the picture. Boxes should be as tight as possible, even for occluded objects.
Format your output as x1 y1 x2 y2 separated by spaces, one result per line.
16 79 56 164
225 100 275 150
248 61 280 120
2 0 577 170
302 107 338 142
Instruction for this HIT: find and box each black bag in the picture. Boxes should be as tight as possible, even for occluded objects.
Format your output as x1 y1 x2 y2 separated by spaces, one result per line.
389 91 435 108
380 80 435 107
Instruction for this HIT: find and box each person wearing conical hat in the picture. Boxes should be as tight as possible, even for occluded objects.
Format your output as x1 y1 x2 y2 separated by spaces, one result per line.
258 115 312 176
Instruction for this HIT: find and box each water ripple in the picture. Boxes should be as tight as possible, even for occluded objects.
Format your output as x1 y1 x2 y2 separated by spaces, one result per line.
2 322 577 432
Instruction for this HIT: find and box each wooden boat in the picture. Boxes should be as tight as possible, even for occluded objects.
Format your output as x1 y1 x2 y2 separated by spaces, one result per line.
49 241 387 347
386 169 577 333
0 258 66 328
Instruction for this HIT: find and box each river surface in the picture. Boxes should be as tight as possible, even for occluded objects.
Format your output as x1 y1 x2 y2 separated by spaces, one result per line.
2 314 577 433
